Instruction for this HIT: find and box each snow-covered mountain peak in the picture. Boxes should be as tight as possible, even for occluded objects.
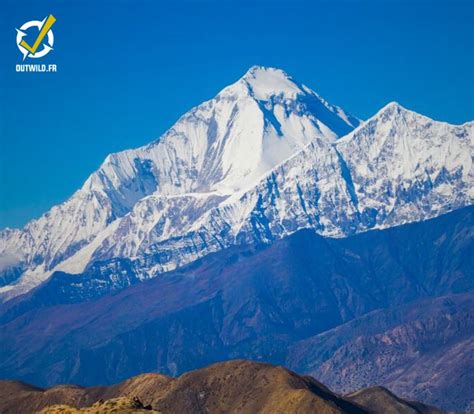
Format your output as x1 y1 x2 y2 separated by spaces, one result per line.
379 100 403 111
2 67 470 302
339 101 429 145
376 101 416 122
367 101 461 130
243 64 282 77
335 102 473 218
0 67 363 299
240 66 301 100
220 66 361 139
217 66 299 101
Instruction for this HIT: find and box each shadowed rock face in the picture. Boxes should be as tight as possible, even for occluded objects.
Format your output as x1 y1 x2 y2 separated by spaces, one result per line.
0 360 445 414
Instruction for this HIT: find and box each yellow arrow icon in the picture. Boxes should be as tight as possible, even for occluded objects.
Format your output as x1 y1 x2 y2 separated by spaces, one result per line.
20 14 56 55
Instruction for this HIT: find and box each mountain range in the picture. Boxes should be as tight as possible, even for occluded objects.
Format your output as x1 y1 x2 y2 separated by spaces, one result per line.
0 360 445 414
0 66 472 412
1 66 472 301
1 206 472 411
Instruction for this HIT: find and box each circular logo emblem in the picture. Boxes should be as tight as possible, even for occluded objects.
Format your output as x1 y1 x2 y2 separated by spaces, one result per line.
16 15 56 60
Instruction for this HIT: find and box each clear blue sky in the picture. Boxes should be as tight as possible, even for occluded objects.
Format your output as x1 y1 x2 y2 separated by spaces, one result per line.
1 0 473 229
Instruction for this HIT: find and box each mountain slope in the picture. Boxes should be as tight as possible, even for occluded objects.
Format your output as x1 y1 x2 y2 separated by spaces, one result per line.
0 66 360 300
0 360 445 414
287 293 474 412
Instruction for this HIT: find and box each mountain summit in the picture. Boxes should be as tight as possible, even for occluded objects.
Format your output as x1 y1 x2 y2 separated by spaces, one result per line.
0 67 472 300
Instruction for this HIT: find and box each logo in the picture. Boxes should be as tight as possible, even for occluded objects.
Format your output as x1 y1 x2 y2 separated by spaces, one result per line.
16 15 56 61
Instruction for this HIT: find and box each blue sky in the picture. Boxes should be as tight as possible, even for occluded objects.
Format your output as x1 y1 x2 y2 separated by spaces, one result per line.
1 0 473 229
